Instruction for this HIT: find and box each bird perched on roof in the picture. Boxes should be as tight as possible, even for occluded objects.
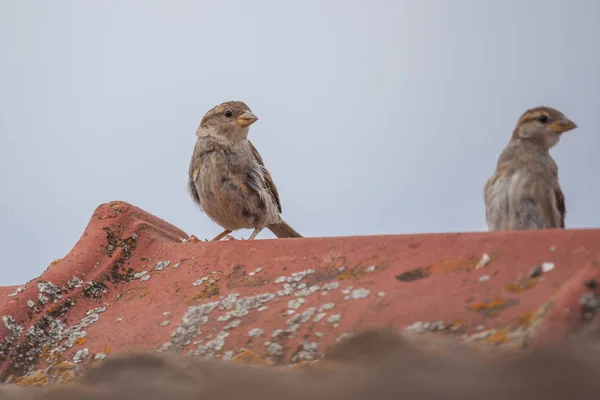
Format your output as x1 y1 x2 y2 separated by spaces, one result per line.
188 101 302 241
484 106 577 231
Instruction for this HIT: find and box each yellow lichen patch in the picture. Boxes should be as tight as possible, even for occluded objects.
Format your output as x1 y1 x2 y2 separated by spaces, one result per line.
470 298 516 318
336 267 367 281
449 318 466 331
291 360 320 368
517 311 537 327
471 298 507 312
199 280 220 298
188 281 221 304
75 337 86 346
118 287 149 302
429 256 480 275
486 329 511 345
48 361 81 385
40 345 61 365
505 279 537 293
336 258 391 281
15 371 49 388
102 345 110 354
231 350 274 366
47 259 62 270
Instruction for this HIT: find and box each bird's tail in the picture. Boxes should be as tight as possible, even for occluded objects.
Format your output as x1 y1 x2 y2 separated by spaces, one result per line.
268 219 303 238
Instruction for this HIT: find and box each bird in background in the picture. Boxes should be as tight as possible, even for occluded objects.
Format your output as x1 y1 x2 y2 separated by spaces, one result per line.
188 100 302 241
484 106 577 231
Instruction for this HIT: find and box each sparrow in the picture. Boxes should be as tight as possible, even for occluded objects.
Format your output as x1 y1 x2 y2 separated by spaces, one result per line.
484 106 577 231
188 101 302 241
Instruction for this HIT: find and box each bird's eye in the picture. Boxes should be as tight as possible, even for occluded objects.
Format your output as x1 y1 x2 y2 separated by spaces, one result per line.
224 110 233 118
538 115 549 124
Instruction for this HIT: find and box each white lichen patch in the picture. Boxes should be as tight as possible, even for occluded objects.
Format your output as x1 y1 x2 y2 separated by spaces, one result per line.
313 313 326 322
26 300 35 308
224 320 241 330
7 286 26 297
265 341 284 356
321 282 339 291
257 306 268 312
4 306 107 375
248 267 262 276
93 353 106 360
318 303 335 312
295 285 320 297
348 288 370 300
193 277 209 287
140 274 151 282
161 320 170 327
133 270 148 279
37 281 63 303
404 320 447 334
277 284 294 297
475 253 491 269
72 348 89 363
366 266 376 272
341 287 352 295
230 309 249 317
285 308 315 334
172 262 181 269
160 301 219 353
287 269 315 283
217 313 232 322
336 333 354 343
274 276 286 284
155 261 170 271
287 298 305 309
327 314 341 324
223 350 234 361
38 294 49 305
189 331 229 358
377 291 386 297
291 341 319 362
66 277 83 289
541 262 555 273
248 328 263 337
272 329 284 338
86 307 107 316
220 292 275 312
479 275 490 282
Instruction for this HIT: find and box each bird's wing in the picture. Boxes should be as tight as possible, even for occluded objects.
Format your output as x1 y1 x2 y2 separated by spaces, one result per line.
554 187 566 228
247 140 282 214
484 171 511 230
187 141 203 206
515 177 566 230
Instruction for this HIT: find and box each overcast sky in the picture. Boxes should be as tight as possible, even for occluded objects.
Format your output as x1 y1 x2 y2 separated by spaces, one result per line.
1 0 599 285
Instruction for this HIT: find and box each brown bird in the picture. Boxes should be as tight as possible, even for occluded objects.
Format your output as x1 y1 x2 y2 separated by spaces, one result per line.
484 106 577 231
188 101 302 241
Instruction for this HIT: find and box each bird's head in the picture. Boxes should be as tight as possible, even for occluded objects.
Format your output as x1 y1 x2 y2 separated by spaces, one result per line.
512 106 577 150
197 101 258 142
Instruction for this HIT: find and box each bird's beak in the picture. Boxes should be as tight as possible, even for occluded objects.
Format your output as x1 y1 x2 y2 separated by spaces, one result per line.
236 111 259 127
548 118 577 134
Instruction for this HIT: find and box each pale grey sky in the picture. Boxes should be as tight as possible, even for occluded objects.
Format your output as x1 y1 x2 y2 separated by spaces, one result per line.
1 0 599 285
